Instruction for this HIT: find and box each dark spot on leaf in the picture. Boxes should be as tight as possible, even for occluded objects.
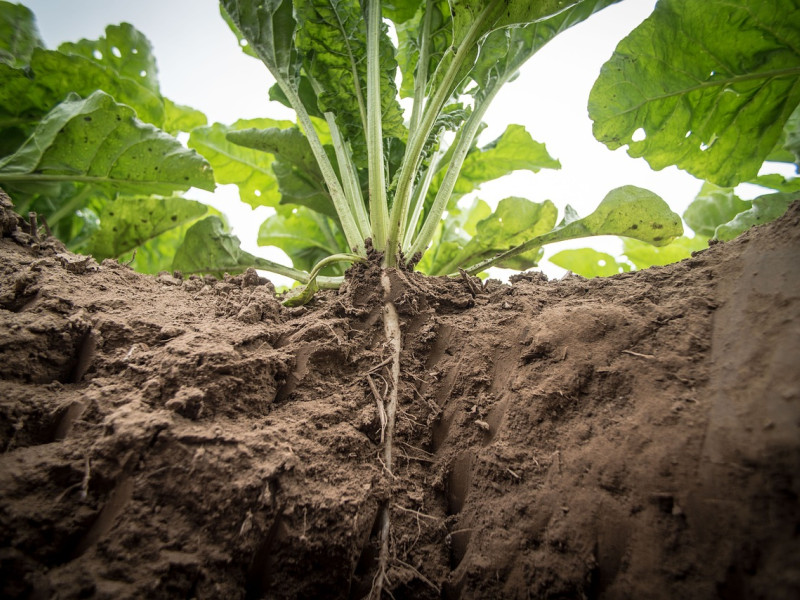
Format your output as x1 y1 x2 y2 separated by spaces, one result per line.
84 116 92 122
147 147 152 152
112 227 118 232
652 223 663 229
653 236 663 242
171 215 177 222
141 219 147 223
154 166 159 171
108 212 115 217
116 115 121 121
184 176 189 181
631 224 639 230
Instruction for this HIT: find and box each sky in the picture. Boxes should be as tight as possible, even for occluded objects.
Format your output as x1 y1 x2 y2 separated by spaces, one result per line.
23 0 711 283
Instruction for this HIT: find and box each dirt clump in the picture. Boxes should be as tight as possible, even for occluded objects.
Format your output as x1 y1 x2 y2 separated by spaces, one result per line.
1 199 798 599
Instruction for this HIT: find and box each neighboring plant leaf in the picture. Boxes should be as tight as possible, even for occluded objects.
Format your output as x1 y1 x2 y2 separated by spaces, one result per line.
0 91 214 194
766 105 800 164
172 215 264 275
84 195 208 261
0 47 166 127
221 0 300 86
589 0 800 187
549 248 632 278
747 174 800 193
416 197 491 275
126 214 214 275
188 118 294 208
464 186 683 275
683 182 751 237
258 205 348 273
58 23 161 93
435 197 559 275
268 77 324 119
0 0 44 67
714 191 798 241
623 235 708 270
163 98 207 135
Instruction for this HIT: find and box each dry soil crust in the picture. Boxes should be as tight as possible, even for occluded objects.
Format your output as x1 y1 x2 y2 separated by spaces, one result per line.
1 199 799 600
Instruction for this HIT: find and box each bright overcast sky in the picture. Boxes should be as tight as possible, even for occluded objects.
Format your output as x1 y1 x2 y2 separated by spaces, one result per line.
24 0 710 282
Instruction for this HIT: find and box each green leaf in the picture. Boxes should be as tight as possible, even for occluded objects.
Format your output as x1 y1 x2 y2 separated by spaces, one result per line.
623 235 708 270
785 104 800 165
257 205 348 273
84 195 208 261
589 0 800 187
126 213 215 275
435 197 559 275
549 248 632 278
294 0 406 165
747 174 800 193
188 118 294 208
416 197 491 275
463 186 683 275
382 0 422 23
451 124 560 195
0 48 166 130
163 98 207 135
395 0 452 99
172 215 264 276
219 3 259 59
57 23 161 93
0 91 214 194
0 1 44 67
221 0 300 86
683 182 751 237
714 191 798 241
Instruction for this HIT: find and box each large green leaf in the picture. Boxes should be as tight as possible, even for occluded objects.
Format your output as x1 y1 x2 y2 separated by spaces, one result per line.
84 195 208 261
549 248 631 278
589 0 800 187
163 98 208 135
714 191 798 241
188 118 294 208
221 0 300 86
623 235 708 269
57 23 161 94
0 47 166 128
0 1 43 67
294 0 406 165
464 186 683 275
0 91 214 194
682 182 751 237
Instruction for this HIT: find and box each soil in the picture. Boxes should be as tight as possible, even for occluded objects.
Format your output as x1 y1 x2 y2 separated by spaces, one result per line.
1 194 799 600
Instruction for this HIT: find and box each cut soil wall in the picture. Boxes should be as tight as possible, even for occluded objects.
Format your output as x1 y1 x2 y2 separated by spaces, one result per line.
1 198 799 599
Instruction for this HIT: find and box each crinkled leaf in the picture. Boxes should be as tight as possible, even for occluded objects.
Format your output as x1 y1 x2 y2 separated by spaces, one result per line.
221 0 300 86
0 91 214 194
623 235 708 270
683 182 750 237
84 195 208 260
163 99 207 135
258 205 348 274
172 215 262 276
549 248 631 278
551 186 683 245
0 1 44 67
188 118 294 208
58 23 160 93
294 0 406 165
589 0 800 187
0 47 165 127
714 191 798 241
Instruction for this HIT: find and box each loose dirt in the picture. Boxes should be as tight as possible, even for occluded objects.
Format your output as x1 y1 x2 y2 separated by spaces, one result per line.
1 195 798 599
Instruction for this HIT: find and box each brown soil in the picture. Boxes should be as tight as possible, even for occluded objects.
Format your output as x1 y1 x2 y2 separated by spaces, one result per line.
1 196 799 600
